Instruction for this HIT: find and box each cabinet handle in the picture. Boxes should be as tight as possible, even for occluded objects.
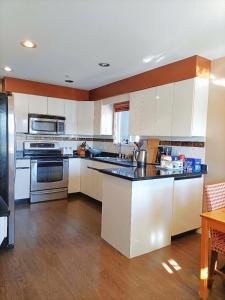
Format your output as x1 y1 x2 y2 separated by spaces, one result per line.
87 166 99 171
16 167 30 170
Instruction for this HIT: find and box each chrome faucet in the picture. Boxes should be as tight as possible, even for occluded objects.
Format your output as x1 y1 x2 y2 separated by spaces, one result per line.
117 142 122 158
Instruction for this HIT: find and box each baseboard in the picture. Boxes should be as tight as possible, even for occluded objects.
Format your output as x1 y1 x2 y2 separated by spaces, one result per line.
15 198 30 205
171 229 197 240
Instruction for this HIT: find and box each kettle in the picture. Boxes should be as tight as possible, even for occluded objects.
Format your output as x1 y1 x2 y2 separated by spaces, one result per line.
133 149 147 166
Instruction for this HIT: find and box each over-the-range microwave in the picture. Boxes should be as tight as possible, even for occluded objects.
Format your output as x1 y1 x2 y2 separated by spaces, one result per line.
28 114 65 135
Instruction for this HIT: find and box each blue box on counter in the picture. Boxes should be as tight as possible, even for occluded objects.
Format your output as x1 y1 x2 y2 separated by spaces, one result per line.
185 158 201 171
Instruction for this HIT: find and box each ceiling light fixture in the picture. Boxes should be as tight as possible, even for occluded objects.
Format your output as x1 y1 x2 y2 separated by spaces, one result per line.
98 62 110 67
20 40 37 48
65 79 74 83
2 66 12 72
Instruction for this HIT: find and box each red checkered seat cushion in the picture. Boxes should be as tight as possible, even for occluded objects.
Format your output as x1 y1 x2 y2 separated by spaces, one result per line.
204 183 225 256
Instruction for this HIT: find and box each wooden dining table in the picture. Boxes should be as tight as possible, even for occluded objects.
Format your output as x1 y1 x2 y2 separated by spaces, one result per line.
200 207 225 299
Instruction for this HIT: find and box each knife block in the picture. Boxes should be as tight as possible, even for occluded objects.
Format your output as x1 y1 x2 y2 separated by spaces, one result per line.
146 139 160 164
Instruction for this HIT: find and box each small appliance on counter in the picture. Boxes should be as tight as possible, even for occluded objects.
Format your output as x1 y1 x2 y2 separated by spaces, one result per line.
61 146 73 156
133 149 147 166
156 146 172 164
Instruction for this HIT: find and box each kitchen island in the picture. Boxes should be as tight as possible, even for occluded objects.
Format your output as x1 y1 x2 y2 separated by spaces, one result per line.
99 166 204 258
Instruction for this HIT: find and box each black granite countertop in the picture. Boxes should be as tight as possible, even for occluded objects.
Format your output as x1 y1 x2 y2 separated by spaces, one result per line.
16 151 204 181
0 196 10 217
16 151 137 167
90 157 138 167
99 165 203 181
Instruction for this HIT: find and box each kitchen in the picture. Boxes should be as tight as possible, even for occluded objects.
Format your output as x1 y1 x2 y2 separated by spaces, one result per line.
1 1 225 299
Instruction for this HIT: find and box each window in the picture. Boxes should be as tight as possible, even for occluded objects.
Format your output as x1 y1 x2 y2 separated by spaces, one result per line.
113 101 140 144
113 101 129 144
114 110 129 144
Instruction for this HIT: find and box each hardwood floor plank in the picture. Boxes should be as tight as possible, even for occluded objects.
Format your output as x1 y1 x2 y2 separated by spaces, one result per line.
0 195 224 300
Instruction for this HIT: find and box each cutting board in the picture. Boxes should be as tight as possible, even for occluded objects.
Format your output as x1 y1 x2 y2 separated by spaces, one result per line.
146 139 160 164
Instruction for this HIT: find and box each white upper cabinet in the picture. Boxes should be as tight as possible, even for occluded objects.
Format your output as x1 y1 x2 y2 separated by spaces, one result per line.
64 100 77 134
129 78 208 138
155 83 174 136
129 87 156 136
94 100 102 135
14 93 29 133
47 97 65 116
172 78 209 137
28 95 48 114
100 102 113 135
76 101 94 135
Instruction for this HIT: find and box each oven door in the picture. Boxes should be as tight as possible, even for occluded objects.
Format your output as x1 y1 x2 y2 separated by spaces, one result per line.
31 158 68 191
29 118 58 135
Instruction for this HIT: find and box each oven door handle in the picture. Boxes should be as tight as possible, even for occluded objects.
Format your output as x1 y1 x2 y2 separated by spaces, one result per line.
31 160 64 164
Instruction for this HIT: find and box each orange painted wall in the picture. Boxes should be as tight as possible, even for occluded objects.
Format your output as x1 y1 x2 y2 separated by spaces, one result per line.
3 77 89 101
89 55 211 100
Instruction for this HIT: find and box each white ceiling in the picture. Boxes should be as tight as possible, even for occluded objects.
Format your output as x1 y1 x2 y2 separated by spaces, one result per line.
0 0 225 90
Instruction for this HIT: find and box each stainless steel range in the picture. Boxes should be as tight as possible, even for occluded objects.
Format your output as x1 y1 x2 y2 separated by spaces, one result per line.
24 141 68 203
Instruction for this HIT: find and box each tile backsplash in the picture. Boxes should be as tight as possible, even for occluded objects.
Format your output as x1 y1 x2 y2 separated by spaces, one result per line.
92 140 206 162
17 134 206 162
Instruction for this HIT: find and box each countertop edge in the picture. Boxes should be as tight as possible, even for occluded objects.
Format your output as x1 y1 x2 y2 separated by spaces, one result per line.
99 169 203 181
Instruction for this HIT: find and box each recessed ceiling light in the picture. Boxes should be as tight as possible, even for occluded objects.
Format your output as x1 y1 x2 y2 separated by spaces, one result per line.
98 62 110 67
20 40 37 48
2 66 13 72
65 79 74 83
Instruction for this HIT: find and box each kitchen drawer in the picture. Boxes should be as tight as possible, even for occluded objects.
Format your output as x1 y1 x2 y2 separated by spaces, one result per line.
16 159 30 169
15 164 30 200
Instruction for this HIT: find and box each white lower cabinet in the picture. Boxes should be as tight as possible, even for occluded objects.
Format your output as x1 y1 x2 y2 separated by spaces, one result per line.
0 217 7 245
80 160 121 202
15 160 30 200
172 177 203 236
68 158 80 193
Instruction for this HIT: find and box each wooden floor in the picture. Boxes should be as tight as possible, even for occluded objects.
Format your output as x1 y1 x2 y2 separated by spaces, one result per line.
0 195 225 300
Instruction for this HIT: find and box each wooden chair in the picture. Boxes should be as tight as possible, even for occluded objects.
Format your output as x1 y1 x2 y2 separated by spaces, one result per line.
204 183 225 288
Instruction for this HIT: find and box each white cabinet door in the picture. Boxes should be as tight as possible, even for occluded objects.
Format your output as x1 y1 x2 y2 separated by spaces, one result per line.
65 100 77 134
155 83 174 136
171 79 194 137
172 177 203 236
129 87 156 136
77 101 94 135
15 160 30 200
191 77 209 137
129 95 142 136
94 100 102 135
28 95 48 114
140 87 156 136
0 217 7 245
14 93 29 133
47 97 65 116
80 159 94 197
101 103 113 135
68 158 80 193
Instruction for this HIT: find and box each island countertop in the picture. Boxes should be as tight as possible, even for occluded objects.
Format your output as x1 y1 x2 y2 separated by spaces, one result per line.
99 165 203 181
